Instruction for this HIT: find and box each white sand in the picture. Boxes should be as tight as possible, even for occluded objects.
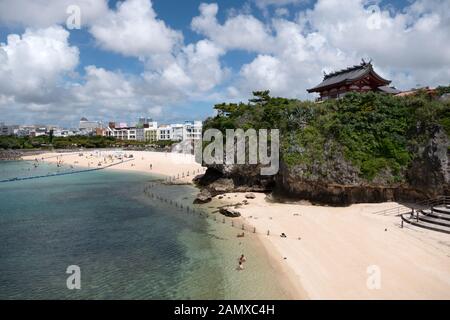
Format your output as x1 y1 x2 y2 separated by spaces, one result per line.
23 150 204 183
210 193 450 299
23 151 450 299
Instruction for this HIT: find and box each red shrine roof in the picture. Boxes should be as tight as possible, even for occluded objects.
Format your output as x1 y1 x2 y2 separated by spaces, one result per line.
307 61 391 93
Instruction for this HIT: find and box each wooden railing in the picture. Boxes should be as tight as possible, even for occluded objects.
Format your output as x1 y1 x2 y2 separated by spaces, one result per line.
372 196 450 216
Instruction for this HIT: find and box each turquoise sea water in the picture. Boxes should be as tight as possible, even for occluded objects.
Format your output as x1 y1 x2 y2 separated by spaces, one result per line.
0 160 290 299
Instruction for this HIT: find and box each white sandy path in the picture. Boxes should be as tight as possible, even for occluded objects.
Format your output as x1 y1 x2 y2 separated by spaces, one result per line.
210 193 450 300
23 150 205 183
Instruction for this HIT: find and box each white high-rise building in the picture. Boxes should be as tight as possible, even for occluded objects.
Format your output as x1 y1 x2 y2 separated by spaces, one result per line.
104 120 202 143
157 125 172 140
170 124 184 141
183 121 202 141
0 122 13 136
79 117 102 133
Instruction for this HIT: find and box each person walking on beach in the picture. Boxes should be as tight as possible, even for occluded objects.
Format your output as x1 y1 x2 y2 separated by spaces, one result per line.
237 254 246 271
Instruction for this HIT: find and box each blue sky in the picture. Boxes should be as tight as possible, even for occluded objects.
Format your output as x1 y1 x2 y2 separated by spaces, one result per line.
0 0 449 127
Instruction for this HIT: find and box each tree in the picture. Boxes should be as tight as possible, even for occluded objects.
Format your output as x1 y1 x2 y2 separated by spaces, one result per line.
249 90 271 105
49 129 54 144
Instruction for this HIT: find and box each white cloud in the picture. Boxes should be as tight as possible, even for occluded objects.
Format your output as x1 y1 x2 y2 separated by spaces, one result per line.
182 40 227 91
0 0 108 28
301 0 450 88
142 39 227 97
1 0 450 126
90 0 183 58
0 26 79 103
74 66 135 101
240 55 288 93
275 8 290 17
232 0 450 98
191 3 274 52
253 0 306 9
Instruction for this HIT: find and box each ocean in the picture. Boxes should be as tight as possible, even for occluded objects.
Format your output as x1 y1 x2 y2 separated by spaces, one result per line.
0 160 290 299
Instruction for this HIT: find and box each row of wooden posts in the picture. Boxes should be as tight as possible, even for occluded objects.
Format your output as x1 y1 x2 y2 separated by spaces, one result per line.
141 173 275 236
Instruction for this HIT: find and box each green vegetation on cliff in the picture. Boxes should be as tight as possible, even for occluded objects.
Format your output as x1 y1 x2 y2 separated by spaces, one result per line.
204 88 450 182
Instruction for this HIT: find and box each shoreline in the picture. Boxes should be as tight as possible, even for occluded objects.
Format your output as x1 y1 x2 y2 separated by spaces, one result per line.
211 192 450 299
21 150 450 299
21 150 305 299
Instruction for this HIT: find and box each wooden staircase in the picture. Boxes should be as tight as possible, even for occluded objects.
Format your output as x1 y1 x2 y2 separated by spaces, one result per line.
401 197 450 234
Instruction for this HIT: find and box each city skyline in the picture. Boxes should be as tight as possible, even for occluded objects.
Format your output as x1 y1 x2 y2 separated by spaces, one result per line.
0 116 202 129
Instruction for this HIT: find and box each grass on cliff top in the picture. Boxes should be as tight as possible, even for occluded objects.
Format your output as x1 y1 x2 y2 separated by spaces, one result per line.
204 88 450 181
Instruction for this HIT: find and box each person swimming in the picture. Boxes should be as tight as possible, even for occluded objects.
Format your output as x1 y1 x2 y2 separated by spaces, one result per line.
239 254 246 263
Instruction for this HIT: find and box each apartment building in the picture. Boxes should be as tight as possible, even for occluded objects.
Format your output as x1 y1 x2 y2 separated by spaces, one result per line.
104 119 202 143
170 124 184 141
183 121 202 141
0 122 13 136
144 128 158 143
157 125 172 141
79 117 102 133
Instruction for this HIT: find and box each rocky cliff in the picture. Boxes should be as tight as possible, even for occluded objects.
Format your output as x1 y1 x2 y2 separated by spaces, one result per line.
196 91 450 206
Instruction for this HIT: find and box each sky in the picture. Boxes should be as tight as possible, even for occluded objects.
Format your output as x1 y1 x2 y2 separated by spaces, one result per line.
0 0 449 128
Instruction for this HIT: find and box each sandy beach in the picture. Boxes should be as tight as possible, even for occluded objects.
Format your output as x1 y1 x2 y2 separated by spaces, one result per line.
210 193 450 299
23 150 204 184
23 150 450 299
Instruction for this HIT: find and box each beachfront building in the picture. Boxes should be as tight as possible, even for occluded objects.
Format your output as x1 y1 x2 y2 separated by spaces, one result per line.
105 125 137 140
0 122 15 136
137 117 157 128
183 121 202 141
104 119 202 143
157 125 172 141
307 60 400 101
31 126 49 137
157 121 203 142
170 124 184 141
79 117 102 135
53 129 79 137
144 127 158 143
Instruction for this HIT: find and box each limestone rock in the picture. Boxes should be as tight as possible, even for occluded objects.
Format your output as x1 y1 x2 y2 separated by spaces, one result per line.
219 208 241 218
193 190 212 204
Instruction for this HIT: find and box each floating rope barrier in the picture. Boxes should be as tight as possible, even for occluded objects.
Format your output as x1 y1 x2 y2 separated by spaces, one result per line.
0 158 136 183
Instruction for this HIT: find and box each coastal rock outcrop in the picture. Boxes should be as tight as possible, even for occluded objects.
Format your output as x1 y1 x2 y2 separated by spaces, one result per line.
0 150 24 160
195 165 275 196
406 125 449 197
195 126 449 206
194 190 212 204
219 208 241 218
197 91 450 206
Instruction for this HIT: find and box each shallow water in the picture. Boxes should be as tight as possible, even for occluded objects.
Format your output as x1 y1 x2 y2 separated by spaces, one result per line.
0 160 289 299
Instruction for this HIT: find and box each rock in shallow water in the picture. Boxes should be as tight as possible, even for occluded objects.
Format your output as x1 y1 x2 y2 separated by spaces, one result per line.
219 208 241 217
193 190 212 204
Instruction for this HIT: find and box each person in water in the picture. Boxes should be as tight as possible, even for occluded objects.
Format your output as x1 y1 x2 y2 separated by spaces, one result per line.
239 254 246 263
238 261 244 270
